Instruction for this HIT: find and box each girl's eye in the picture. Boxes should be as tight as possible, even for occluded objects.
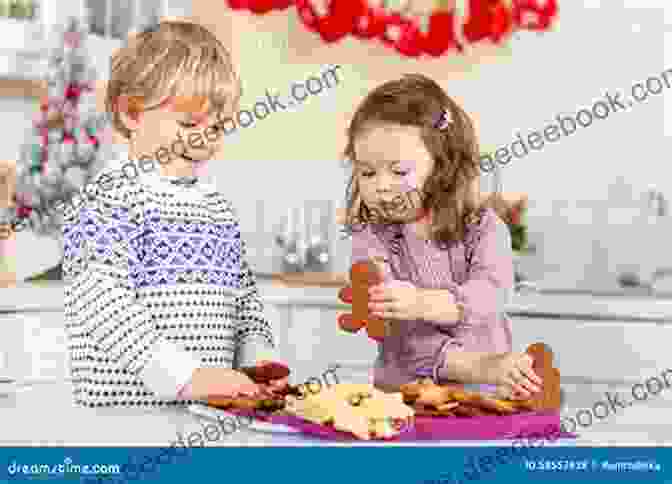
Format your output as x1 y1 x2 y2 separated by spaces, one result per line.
178 121 199 128
394 171 409 176
361 171 375 178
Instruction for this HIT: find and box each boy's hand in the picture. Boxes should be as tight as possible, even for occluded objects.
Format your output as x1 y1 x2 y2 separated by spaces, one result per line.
190 368 260 399
368 280 427 321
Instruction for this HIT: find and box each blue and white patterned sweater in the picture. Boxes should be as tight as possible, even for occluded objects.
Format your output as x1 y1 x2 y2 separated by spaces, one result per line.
62 162 276 408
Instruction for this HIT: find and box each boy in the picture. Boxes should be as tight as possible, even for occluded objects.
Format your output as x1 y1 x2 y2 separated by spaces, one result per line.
62 20 284 408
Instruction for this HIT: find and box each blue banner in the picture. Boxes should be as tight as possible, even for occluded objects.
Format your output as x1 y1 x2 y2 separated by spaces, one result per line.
0 447 668 484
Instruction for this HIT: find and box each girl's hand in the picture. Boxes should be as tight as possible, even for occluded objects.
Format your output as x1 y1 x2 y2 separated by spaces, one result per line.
484 353 543 400
368 280 426 320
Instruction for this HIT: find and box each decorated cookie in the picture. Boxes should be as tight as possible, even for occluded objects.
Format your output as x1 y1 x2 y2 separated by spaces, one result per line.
285 383 414 440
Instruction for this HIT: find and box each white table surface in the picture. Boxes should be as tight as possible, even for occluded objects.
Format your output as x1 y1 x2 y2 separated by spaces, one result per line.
1 381 668 447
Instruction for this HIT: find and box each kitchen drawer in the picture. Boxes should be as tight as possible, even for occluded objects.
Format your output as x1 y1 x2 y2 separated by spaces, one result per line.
511 317 672 382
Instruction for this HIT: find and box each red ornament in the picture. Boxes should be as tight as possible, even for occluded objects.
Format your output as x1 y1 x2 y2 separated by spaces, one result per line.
248 0 278 13
351 0 387 39
250 0 275 13
295 0 359 43
462 0 513 44
17 205 32 218
512 0 557 31
228 0 292 11
380 12 423 57
64 85 82 101
510 207 521 225
421 10 462 56
227 0 250 8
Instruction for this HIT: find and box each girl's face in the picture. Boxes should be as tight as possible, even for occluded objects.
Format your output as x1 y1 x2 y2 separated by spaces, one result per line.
353 123 434 223
121 95 225 178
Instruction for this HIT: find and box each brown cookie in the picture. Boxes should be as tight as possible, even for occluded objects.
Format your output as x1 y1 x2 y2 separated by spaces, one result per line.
522 342 561 411
208 395 285 412
240 362 290 384
452 392 520 415
350 260 387 340
452 404 491 417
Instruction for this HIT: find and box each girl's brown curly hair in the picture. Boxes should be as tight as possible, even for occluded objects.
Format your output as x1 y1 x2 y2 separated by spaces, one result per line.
342 73 486 248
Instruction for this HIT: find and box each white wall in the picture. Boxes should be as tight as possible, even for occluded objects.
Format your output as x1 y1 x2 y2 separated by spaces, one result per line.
2 0 670 286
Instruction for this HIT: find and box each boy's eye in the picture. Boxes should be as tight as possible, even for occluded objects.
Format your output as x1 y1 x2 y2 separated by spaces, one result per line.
361 171 375 178
394 171 409 176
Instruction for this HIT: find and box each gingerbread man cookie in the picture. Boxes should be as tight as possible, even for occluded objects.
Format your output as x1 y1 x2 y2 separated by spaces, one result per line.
348 260 388 341
522 342 561 411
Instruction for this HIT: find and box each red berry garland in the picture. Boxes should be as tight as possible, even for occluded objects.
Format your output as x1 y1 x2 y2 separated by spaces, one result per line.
512 0 557 31
227 0 294 12
380 12 423 57
295 0 359 43
351 0 387 39
226 0 558 56
421 9 462 56
463 0 512 44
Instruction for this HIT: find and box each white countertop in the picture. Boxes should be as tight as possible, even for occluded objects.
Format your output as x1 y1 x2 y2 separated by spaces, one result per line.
4 282 672 323
3 381 668 446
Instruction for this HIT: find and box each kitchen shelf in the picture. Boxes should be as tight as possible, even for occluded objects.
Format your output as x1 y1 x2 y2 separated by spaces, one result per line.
0 78 44 98
0 16 46 82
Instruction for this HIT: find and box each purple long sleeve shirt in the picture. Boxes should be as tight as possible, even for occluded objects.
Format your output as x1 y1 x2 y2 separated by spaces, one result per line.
350 207 514 390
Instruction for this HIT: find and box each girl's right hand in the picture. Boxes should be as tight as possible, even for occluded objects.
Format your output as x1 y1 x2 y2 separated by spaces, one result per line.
190 368 260 399
486 352 543 400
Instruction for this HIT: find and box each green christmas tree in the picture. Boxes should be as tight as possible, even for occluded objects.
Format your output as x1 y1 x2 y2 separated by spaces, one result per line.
13 16 115 282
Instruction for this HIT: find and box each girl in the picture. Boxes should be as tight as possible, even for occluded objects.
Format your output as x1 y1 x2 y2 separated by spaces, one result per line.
338 74 542 400
62 20 285 408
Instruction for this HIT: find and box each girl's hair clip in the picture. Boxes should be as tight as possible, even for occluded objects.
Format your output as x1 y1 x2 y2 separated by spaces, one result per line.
434 108 453 130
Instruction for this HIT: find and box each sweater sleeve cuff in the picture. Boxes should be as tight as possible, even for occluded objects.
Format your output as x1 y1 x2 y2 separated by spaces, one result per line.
139 340 201 399
235 337 278 369
177 379 194 400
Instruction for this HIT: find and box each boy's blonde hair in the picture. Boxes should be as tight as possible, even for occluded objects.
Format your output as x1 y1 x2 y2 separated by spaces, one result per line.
105 20 241 139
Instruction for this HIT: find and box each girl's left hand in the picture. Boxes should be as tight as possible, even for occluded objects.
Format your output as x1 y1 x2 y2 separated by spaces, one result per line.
369 280 426 320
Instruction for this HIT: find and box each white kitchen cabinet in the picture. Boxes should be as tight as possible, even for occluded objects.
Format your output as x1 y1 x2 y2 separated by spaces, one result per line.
0 0 190 81
283 305 376 386
511 316 672 383
0 310 66 381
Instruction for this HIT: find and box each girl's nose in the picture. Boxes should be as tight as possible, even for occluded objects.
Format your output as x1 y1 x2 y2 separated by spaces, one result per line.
375 174 396 193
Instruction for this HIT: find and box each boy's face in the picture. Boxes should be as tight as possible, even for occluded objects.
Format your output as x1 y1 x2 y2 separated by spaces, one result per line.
353 123 434 223
120 95 226 178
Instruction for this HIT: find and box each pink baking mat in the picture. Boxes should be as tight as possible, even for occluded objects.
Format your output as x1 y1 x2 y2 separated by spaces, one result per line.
231 409 575 442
